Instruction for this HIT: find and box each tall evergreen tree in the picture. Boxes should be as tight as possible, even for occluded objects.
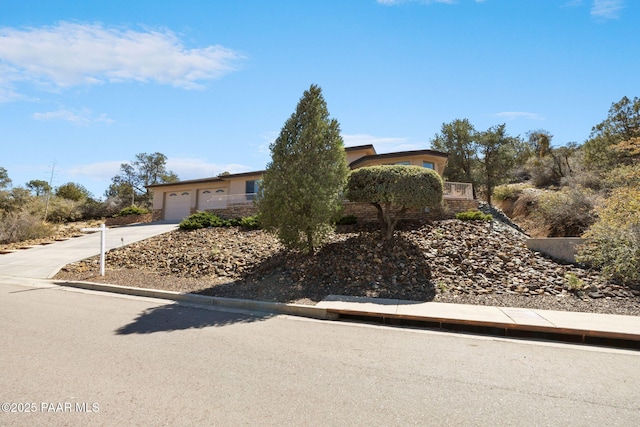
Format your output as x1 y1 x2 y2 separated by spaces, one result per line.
476 124 517 206
257 85 349 254
584 96 640 169
430 119 477 184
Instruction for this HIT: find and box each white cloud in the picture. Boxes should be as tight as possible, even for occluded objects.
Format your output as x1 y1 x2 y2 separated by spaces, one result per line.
490 112 544 121
166 157 254 179
591 0 624 20
67 160 124 182
33 108 114 126
0 22 244 94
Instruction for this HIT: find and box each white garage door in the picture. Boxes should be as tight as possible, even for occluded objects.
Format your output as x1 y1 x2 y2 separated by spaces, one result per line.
164 191 191 221
198 188 227 210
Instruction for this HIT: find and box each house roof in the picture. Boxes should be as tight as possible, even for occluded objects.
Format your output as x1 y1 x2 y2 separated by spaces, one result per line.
345 144 376 153
147 170 266 189
348 148 449 168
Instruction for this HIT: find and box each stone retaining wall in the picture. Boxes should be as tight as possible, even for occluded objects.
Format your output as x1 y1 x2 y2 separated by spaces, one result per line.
206 205 258 219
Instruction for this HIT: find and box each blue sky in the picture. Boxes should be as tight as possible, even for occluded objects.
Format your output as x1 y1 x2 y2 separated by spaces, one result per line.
1 0 637 199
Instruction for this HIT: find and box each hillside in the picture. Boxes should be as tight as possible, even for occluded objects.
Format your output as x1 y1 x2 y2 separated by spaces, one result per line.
55 219 640 316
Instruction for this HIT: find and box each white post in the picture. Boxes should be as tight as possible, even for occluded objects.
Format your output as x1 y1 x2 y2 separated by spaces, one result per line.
81 224 108 276
99 223 106 276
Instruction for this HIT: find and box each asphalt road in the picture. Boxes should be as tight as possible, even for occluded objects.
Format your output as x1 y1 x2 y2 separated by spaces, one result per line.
1 279 639 426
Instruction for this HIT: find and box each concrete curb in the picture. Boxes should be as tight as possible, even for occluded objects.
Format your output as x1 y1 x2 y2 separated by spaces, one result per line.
56 280 340 321
54 280 639 349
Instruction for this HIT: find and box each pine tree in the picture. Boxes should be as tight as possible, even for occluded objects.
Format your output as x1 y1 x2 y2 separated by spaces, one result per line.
257 85 349 254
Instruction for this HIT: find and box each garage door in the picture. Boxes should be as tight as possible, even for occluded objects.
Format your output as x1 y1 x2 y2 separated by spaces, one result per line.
198 188 227 210
164 191 191 221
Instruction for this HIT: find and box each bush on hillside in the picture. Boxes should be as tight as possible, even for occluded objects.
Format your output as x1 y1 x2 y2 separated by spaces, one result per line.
577 187 640 286
455 210 492 222
0 210 54 244
178 212 261 231
238 215 261 230
336 215 358 226
179 212 226 230
535 188 596 237
117 206 150 217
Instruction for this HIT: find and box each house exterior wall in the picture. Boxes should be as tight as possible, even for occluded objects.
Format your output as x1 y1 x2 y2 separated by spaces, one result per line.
345 146 376 164
148 147 459 222
352 154 448 175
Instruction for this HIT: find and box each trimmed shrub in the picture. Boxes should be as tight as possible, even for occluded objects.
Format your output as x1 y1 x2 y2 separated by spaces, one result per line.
117 206 150 217
456 210 492 222
346 165 443 240
577 187 640 286
179 212 226 230
239 215 260 230
336 215 357 226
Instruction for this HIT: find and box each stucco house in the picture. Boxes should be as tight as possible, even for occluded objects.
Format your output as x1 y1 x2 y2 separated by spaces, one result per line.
148 145 475 222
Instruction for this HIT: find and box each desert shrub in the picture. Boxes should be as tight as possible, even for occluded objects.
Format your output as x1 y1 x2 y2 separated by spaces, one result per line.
603 164 640 191
239 215 261 230
336 215 358 225
535 188 596 237
0 210 54 244
179 211 226 230
526 157 562 188
492 185 517 202
117 206 150 217
577 188 640 286
456 210 492 222
511 189 540 218
45 198 84 223
81 198 116 220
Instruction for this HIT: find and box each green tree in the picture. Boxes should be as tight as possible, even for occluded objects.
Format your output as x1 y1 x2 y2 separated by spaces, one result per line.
0 167 11 189
257 84 349 254
26 179 52 197
583 96 640 169
55 182 92 201
430 119 476 184
475 124 517 206
106 152 178 207
346 165 443 241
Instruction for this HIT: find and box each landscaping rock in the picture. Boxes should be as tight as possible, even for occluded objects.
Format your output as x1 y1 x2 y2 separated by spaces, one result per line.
54 219 640 316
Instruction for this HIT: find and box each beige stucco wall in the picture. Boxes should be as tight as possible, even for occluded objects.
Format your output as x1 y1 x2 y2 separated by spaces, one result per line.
346 147 376 164
353 154 448 175
226 173 263 195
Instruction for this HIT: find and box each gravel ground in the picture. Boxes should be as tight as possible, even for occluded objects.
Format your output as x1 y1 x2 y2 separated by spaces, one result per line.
53 220 640 316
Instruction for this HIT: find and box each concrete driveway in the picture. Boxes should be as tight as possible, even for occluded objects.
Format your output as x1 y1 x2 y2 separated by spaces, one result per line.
0 221 179 279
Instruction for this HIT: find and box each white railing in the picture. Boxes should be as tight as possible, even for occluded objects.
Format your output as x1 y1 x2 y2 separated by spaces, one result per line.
443 181 474 200
201 193 256 209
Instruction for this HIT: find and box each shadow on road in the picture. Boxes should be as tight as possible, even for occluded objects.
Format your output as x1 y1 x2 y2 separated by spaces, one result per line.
115 303 275 335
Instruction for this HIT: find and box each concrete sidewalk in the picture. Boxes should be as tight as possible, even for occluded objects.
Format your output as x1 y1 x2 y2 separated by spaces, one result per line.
27 278 640 348
317 295 640 346
0 222 178 279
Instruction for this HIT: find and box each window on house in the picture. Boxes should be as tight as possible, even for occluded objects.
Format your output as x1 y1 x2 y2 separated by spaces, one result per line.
423 161 435 169
395 161 410 165
245 179 262 200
